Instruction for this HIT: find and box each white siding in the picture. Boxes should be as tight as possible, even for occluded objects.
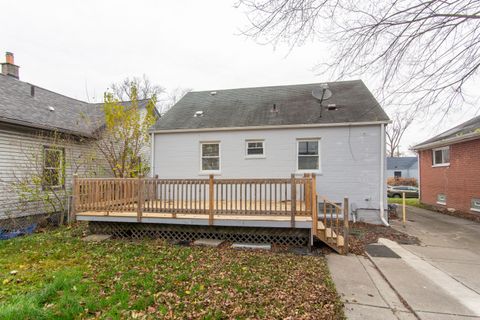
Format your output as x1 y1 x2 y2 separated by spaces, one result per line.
0 125 110 219
153 125 385 211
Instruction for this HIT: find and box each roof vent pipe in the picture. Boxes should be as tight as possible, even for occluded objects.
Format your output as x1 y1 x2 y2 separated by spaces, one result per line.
30 85 35 97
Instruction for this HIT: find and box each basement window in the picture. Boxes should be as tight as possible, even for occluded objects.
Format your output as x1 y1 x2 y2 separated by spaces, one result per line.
471 198 480 213
432 147 450 166
437 194 446 205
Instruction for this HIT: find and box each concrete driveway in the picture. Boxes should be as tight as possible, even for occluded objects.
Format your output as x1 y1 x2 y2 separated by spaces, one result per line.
382 206 480 319
391 206 480 294
329 206 480 320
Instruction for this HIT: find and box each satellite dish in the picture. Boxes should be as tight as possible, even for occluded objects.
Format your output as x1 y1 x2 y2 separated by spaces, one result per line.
312 84 332 101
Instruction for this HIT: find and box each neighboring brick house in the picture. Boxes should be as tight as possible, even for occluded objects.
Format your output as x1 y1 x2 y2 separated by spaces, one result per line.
413 116 480 214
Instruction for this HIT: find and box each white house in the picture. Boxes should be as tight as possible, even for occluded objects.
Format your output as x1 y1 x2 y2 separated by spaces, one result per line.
0 52 157 226
386 157 418 180
150 81 390 224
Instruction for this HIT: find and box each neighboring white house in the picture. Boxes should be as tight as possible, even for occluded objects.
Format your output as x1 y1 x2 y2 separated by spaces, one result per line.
0 52 156 224
386 157 418 180
150 81 391 224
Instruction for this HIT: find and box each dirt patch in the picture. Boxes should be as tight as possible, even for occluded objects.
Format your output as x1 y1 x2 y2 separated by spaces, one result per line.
421 204 480 223
347 222 420 256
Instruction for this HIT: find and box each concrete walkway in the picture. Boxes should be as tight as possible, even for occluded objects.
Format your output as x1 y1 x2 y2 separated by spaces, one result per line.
327 254 416 319
370 206 480 319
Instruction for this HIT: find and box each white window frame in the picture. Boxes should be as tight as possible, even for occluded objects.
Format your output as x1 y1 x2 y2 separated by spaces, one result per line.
245 139 265 159
43 146 64 189
471 198 480 213
296 138 321 173
199 141 221 174
436 193 446 205
432 146 450 167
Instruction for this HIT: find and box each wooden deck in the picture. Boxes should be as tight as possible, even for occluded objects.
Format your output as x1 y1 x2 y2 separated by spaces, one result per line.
72 175 350 253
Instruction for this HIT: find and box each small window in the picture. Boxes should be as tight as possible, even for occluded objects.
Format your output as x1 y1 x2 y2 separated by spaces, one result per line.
200 142 220 172
43 146 65 189
437 194 446 205
246 140 265 158
394 171 402 178
471 198 480 212
297 139 320 171
432 147 450 166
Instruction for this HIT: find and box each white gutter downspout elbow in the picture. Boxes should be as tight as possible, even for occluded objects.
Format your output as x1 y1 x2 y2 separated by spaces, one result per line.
380 123 389 226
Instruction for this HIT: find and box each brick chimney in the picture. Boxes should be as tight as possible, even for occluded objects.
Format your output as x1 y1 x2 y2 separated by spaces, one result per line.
1 52 19 79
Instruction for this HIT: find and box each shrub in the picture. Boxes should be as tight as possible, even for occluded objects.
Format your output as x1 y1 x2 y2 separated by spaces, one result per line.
387 177 418 186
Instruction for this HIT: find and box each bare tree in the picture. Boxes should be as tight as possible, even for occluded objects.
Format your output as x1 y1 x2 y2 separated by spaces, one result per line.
237 0 480 113
157 87 192 114
386 111 416 157
110 74 165 101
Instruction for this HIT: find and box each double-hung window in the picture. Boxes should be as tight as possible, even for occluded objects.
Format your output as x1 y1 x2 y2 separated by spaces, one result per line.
432 147 450 166
200 142 220 173
43 146 65 189
245 140 265 158
297 139 320 172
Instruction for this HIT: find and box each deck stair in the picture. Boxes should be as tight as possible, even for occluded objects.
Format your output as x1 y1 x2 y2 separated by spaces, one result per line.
312 197 349 254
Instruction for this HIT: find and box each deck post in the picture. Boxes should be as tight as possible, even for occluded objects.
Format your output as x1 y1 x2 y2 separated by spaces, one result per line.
69 174 78 224
209 174 214 225
290 174 296 228
343 197 349 255
137 176 144 222
311 174 317 236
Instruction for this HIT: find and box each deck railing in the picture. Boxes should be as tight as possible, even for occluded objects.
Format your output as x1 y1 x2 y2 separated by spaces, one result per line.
72 174 317 226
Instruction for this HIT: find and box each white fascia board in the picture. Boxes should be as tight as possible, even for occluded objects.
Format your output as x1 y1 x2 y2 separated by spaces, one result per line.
412 132 480 151
150 121 390 134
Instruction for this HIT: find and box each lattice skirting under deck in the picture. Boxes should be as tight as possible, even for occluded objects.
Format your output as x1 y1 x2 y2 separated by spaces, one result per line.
88 222 310 246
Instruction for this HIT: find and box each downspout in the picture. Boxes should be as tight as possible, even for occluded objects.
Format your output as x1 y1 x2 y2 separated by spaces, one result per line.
150 132 155 177
380 123 389 226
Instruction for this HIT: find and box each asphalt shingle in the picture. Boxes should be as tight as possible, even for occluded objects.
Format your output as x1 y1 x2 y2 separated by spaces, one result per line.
152 80 389 131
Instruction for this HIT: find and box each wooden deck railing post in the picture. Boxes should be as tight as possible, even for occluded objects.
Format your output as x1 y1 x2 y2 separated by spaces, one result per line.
69 174 78 224
137 176 144 222
343 197 349 255
209 174 214 225
311 174 317 236
290 174 296 228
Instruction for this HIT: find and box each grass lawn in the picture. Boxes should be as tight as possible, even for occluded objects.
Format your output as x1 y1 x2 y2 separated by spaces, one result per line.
388 197 422 207
0 224 343 320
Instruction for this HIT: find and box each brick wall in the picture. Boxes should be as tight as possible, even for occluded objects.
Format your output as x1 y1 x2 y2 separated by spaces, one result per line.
419 138 480 213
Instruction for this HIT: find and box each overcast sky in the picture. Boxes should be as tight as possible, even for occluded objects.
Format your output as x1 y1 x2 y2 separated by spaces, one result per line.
2 0 479 153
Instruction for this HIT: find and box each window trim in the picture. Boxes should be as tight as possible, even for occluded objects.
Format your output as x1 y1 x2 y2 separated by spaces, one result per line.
296 138 321 173
245 139 266 159
42 145 65 190
199 141 221 174
436 193 446 205
432 146 450 167
471 198 480 213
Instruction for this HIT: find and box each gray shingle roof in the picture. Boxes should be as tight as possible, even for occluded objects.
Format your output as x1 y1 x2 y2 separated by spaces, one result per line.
0 74 152 137
387 157 418 170
152 80 389 131
413 115 480 150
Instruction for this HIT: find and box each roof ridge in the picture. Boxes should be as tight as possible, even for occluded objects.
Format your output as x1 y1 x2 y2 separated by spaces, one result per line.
0 74 89 104
189 80 364 94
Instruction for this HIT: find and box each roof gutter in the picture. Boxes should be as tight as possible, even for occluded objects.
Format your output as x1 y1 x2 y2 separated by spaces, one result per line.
412 131 480 151
0 117 94 138
150 120 390 134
